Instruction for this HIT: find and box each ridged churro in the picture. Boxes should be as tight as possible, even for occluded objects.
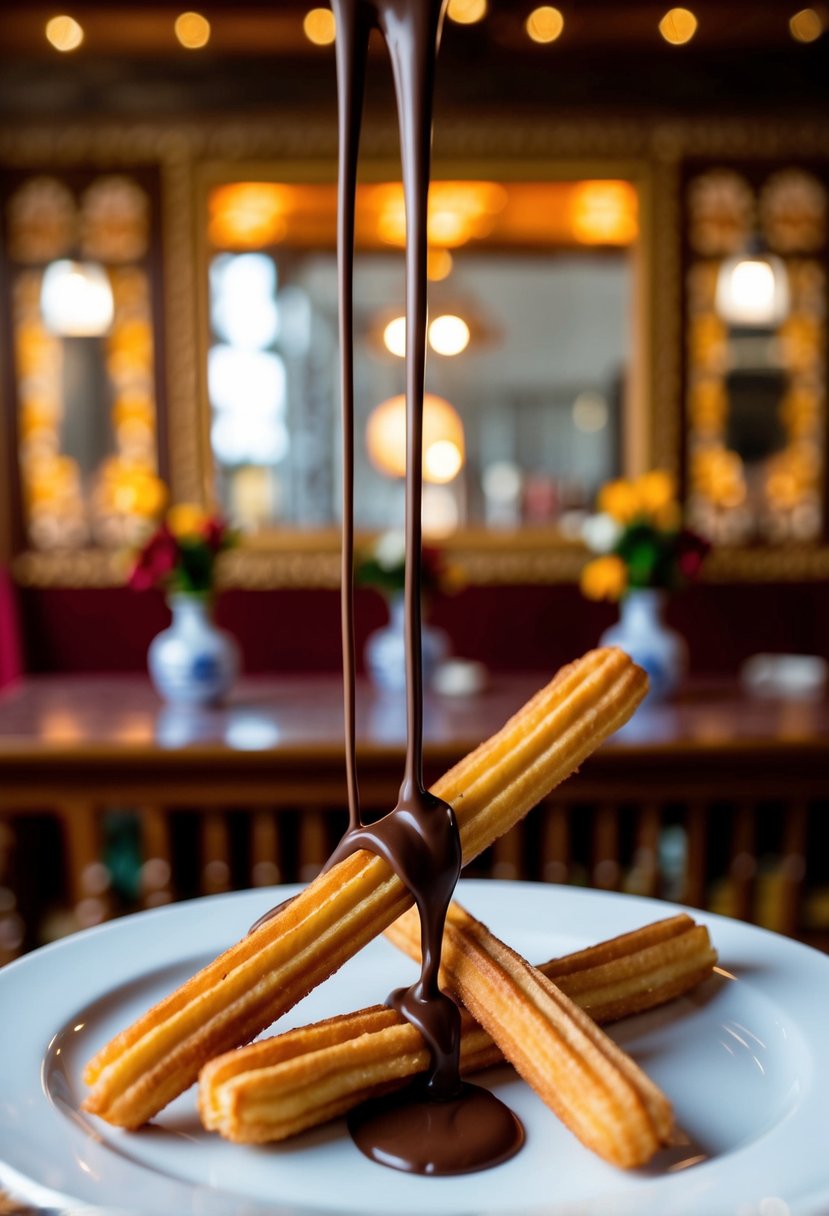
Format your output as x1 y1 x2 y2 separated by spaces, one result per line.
199 913 715 1150
83 648 647 1128
389 901 677 1167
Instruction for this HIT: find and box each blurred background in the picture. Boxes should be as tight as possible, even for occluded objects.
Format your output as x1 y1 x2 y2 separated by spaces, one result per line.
0 1 828 958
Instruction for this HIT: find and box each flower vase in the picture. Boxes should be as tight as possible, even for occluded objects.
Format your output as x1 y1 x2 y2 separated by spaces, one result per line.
599 588 687 701
365 593 449 693
148 593 240 707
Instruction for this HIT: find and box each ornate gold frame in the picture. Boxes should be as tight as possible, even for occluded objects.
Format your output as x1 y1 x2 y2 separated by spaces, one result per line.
2 113 828 586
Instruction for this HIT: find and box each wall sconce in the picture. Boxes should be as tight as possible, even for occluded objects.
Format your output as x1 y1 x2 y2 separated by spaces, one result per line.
366 393 465 484
715 247 790 328
40 259 114 336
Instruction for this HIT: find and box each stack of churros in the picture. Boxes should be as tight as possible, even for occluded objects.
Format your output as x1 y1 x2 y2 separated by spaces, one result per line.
83 648 718 1169
200 910 715 1163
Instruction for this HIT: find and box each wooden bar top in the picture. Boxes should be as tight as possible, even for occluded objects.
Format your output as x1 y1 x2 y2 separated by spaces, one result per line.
0 672 826 763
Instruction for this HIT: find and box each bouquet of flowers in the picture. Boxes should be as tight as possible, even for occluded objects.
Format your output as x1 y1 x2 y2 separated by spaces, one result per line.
355 530 461 599
580 471 710 601
128 504 236 594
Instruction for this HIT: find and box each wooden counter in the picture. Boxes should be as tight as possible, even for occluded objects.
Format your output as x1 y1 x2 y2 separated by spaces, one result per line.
1 673 827 956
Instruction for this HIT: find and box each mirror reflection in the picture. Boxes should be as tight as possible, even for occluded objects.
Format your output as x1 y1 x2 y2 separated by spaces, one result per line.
205 178 639 536
684 166 827 546
4 170 165 551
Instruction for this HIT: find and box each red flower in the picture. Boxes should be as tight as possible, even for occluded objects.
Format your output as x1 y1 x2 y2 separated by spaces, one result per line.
202 516 228 553
128 525 178 591
675 529 711 582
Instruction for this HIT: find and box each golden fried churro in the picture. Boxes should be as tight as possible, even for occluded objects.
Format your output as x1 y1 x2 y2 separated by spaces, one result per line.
388 901 676 1167
199 914 715 1147
84 648 647 1129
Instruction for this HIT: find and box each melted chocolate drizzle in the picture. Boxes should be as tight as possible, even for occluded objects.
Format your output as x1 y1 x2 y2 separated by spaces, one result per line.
255 0 523 1175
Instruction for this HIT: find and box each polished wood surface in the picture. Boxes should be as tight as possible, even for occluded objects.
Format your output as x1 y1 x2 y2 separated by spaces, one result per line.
1 672 826 755
0 673 827 958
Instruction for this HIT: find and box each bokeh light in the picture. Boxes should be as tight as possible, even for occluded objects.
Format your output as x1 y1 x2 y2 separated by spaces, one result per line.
174 12 211 49
658 7 698 44
789 8 823 41
304 7 336 45
526 7 564 44
45 15 84 52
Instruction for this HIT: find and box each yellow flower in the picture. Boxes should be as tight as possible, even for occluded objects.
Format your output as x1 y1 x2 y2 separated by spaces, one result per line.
635 470 676 519
580 555 628 602
167 502 208 539
597 479 640 524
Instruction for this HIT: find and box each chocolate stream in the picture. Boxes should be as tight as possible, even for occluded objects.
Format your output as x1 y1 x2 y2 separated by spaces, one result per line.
258 0 523 1174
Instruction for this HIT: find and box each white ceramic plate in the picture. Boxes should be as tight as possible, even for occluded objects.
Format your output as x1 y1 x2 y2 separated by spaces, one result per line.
1 880 828 1216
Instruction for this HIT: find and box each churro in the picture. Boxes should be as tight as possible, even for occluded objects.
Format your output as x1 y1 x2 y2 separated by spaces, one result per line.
199 913 715 1150
389 902 681 1166
83 648 647 1128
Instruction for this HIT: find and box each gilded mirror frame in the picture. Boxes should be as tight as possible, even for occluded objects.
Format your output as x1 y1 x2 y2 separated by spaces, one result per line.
2 113 828 587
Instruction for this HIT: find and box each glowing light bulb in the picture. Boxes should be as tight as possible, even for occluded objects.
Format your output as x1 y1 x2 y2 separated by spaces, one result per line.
526 6 564 43
304 7 336 45
715 254 790 327
382 316 407 358
658 7 698 44
428 314 470 356
366 393 465 483
45 15 84 52
789 7 823 41
40 260 114 336
425 439 463 483
447 0 487 24
175 12 211 49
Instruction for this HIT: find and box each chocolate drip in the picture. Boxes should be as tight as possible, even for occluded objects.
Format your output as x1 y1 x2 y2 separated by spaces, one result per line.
255 0 523 1174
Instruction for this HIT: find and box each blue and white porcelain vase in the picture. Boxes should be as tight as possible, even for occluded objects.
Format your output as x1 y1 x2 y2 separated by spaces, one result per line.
148 593 240 707
365 593 449 693
599 588 687 701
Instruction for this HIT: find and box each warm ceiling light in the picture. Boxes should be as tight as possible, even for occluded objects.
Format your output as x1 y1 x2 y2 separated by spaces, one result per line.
715 254 790 327
526 6 564 43
382 314 471 358
375 181 507 249
208 183 289 248
570 181 639 245
446 0 487 24
789 7 823 40
428 314 470 356
382 316 407 357
175 12 211 49
658 7 698 44
366 393 465 484
40 260 114 336
424 439 464 483
304 7 336 45
45 15 84 52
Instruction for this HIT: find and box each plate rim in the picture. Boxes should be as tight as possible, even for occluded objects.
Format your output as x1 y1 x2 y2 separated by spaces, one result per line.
2 880 829 1216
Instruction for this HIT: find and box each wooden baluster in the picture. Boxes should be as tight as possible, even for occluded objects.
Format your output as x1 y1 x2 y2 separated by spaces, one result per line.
251 808 282 888
592 802 620 891
778 800 808 938
201 811 231 895
630 801 661 897
61 799 110 929
540 802 570 885
729 801 757 923
0 817 24 963
491 825 523 880
298 806 329 882
682 801 709 908
139 805 173 908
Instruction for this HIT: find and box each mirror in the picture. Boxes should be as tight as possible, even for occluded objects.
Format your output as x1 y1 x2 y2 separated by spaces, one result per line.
2 168 166 551
683 165 828 547
203 177 641 540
